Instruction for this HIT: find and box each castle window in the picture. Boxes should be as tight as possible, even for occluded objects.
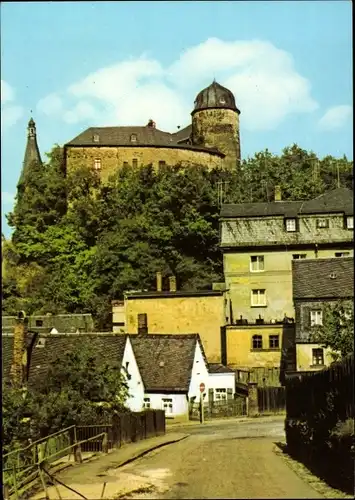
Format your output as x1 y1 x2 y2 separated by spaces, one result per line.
293 254 306 260
312 348 324 366
285 218 297 232
250 255 264 272
316 219 329 229
35 320 43 327
252 335 263 350
94 158 101 171
132 159 138 168
158 161 166 168
346 216 353 229
269 335 280 349
130 134 137 143
251 289 266 307
93 134 100 143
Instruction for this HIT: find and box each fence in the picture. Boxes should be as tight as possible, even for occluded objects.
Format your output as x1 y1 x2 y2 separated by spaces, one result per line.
190 398 247 420
257 387 285 413
3 410 165 499
285 354 354 493
76 410 166 452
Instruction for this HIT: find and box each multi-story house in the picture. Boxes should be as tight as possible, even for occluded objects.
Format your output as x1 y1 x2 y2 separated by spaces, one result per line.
292 257 354 371
219 187 353 382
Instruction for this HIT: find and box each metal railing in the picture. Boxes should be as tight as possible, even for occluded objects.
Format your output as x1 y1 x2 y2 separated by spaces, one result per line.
3 426 108 500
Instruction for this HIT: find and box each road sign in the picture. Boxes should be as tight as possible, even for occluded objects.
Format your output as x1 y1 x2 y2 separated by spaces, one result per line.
199 382 205 393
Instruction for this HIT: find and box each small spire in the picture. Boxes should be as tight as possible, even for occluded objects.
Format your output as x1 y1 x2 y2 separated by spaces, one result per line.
19 117 42 186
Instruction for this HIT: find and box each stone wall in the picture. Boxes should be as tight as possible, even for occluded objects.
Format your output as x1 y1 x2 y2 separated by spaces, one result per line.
192 108 240 170
65 145 223 182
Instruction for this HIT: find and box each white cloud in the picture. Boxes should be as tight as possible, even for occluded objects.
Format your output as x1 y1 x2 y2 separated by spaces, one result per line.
1 80 24 132
1 105 24 132
318 105 352 130
37 93 64 116
1 80 15 103
36 38 318 132
1 191 15 205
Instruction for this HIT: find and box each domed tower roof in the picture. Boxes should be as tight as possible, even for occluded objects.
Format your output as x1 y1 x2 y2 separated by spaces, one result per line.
192 80 240 115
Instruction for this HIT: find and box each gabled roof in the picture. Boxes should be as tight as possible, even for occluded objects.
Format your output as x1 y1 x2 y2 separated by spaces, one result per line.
292 257 354 299
221 188 353 218
2 333 127 387
65 125 222 156
130 334 204 392
208 363 235 374
2 314 94 334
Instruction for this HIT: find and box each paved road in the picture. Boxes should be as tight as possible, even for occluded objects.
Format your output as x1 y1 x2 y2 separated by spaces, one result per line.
120 417 323 499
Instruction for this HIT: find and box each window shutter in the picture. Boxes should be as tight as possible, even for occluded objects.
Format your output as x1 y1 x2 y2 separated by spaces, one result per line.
227 388 233 400
208 388 214 402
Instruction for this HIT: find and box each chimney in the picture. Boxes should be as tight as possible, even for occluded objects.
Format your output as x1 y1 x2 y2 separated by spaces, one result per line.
169 275 177 292
156 271 162 292
274 185 282 202
147 119 156 129
137 313 148 335
11 311 28 388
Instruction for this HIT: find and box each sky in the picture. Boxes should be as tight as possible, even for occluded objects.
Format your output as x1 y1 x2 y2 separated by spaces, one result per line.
1 1 353 238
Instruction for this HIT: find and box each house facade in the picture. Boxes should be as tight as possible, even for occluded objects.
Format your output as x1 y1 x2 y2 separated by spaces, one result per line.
115 288 225 363
292 257 354 371
218 187 353 381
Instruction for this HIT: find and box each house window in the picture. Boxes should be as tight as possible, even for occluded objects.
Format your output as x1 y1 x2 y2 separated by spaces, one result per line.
162 398 173 414
252 335 263 349
250 255 264 272
214 388 227 401
285 218 297 232
269 335 280 349
158 161 166 168
94 158 101 171
312 348 324 366
143 397 151 409
316 219 329 229
251 289 266 307
335 252 350 258
130 134 137 143
35 320 43 327
293 254 307 260
132 159 138 168
93 134 100 143
346 216 353 229
310 310 323 326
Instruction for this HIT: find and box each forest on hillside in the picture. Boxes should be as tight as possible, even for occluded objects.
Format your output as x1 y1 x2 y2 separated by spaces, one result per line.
2 144 353 329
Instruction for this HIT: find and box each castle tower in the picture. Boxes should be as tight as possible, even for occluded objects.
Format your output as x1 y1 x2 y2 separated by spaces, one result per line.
191 81 241 170
19 118 42 185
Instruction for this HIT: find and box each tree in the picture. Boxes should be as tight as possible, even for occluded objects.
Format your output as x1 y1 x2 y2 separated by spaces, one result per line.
2 338 129 447
311 300 354 361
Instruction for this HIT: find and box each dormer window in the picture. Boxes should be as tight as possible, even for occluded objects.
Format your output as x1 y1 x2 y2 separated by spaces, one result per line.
346 216 353 229
219 97 226 104
285 218 297 232
93 134 100 143
130 134 137 143
316 219 329 229
94 158 101 171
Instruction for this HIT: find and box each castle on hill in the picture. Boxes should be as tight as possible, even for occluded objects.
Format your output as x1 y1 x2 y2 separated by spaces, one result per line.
22 81 241 181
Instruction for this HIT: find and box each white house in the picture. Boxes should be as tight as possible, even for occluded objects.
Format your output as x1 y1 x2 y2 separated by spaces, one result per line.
207 363 236 401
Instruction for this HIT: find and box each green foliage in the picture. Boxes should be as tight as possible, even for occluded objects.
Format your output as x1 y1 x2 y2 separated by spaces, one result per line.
311 300 354 361
2 339 129 448
3 143 353 327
